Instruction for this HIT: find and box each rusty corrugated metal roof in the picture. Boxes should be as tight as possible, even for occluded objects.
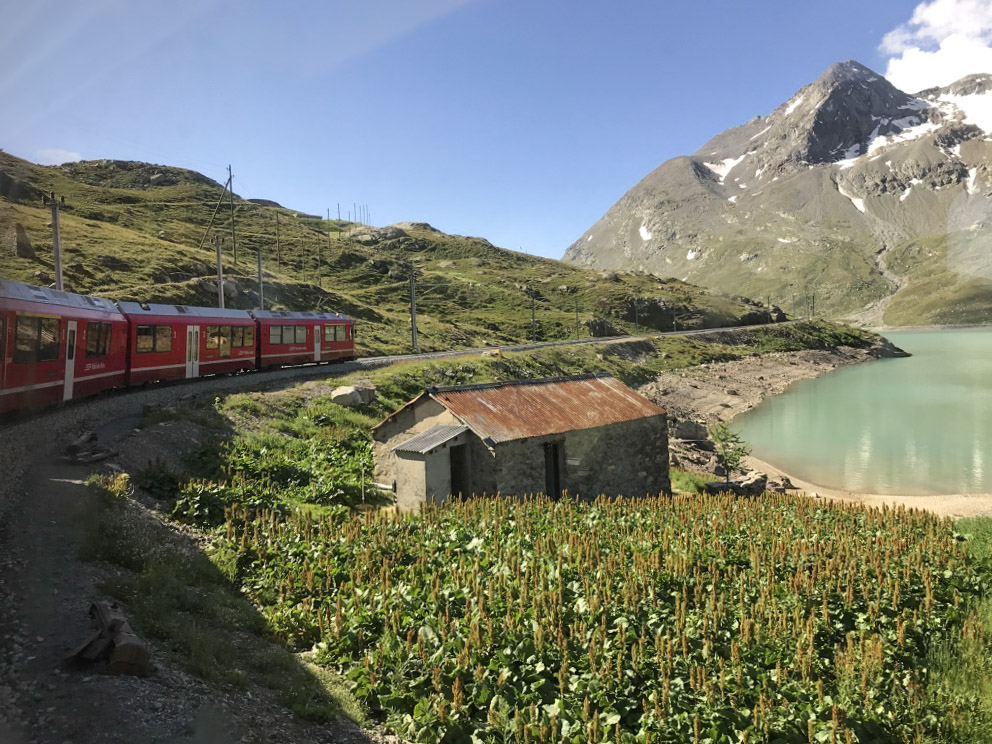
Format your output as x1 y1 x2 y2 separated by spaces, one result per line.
428 374 665 445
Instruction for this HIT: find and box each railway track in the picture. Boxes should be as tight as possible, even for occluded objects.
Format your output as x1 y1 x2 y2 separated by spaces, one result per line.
0 320 795 436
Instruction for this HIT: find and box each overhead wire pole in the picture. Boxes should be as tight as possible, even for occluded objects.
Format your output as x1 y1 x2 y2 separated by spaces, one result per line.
214 236 225 309
228 165 238 265
275 212 281 269
410 271 418 352
256 244 264 310
44 192 66 291
531 295 537 342
196 174 232 252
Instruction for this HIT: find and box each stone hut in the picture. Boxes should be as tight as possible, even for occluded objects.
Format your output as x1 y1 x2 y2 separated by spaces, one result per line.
372 373 670 510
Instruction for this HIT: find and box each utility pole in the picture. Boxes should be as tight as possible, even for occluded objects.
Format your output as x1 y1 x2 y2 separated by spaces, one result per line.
214 236 225 309
575 297 580 340
275 212 282 269
44 192 66 291
256 244 264 310
633 299 639 332
531 295 537 343
337 203 340 221
196 173 232 252
410 271 419 352
227 164 238 265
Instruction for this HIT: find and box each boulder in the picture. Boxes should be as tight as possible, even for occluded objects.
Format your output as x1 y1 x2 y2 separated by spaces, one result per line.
222 279 240 300
351 381 377 404
331 384 375 407
739 471 768 496
6 222 35 259
671 418 708 441
149 173 166 186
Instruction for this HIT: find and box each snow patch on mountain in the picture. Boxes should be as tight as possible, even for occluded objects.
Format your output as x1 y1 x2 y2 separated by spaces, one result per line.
940 92 992 134
703 154 747 183
686 250 699 261
967 168 978 194
784 95 804 116
837 182 866 213
638 223 653 241
727 195 737 203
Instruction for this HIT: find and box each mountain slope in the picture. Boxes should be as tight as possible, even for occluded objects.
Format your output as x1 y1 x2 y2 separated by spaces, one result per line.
564 62 992 325
0 151 776 355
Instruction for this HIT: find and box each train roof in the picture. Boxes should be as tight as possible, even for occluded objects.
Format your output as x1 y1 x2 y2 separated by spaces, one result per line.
250 309 350 321
0 279 122 315
116 301 254 321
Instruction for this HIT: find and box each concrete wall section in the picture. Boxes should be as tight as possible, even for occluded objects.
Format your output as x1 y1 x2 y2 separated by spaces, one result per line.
395 454 427 512
372 398 461 490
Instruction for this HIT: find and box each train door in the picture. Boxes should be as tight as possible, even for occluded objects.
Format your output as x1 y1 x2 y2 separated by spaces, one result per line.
313 325 320 362
63 320 77 402
185 324 200 378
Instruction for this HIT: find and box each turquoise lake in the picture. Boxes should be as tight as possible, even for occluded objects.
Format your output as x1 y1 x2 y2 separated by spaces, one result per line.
734 328 992 495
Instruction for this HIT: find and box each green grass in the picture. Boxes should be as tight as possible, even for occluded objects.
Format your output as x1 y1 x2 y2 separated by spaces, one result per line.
884 234 992 326
669 468 710 494
81 477 364 723
1 150 791 355
925 516 992 743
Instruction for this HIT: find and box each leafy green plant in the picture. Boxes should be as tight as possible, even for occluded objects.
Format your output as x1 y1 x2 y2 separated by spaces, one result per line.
213 494 992 743
707 421 750 484
133 457 182 501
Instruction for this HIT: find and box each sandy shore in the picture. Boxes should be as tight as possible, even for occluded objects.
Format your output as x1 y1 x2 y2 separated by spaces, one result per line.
640 345 992 519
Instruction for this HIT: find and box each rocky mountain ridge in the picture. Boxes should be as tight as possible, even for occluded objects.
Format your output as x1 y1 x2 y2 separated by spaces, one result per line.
564 61 992 324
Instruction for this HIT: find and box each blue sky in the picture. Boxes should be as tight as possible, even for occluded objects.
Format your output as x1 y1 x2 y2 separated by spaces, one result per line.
1 0 983 258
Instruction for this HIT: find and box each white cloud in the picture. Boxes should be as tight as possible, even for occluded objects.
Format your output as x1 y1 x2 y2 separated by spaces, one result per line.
881 0 992 92
36 148 82 165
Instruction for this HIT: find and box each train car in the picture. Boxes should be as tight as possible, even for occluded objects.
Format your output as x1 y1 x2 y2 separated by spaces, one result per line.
0 279 128 414
117 302 256 385
251 310 354 368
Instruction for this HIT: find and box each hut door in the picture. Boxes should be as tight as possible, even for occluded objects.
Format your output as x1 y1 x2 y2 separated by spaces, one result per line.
544 442 562 500
62 321 77 402
449 445 468 498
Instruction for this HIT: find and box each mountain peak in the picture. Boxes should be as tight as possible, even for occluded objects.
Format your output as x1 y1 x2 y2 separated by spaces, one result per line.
815 60 882 87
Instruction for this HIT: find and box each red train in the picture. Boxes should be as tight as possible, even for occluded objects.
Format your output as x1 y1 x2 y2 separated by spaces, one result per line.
0 279 355 415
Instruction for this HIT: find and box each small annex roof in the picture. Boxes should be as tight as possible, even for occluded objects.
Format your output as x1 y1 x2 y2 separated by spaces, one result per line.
0 279 122 315
250 309 350 321
116 301 253 321
393 424 469 455
374 373 666 446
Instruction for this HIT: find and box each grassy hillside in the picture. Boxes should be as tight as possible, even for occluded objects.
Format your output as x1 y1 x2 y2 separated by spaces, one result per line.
1 151 779 355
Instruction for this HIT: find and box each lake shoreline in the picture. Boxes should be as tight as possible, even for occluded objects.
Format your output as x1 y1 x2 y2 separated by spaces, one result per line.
641 337 992 519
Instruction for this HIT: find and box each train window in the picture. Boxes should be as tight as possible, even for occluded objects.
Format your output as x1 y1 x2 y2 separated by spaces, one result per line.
323 325 334 343
244 326 255 347
136 325 154 353
295 325 307 344
219 326 232 358
231 326 244 348
337 325 347 342
13 317 61 364
86 322 112 357
154 325 172 353
206 326 220 350
347 325 353 340
269 325 281 345
281 325 294 344
14 317 40 364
